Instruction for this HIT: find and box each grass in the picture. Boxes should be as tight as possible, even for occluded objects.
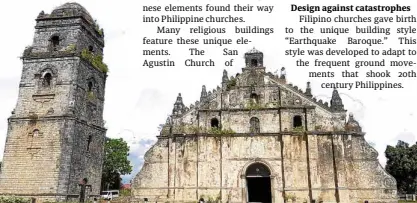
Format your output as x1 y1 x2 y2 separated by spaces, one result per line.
81 48 108 73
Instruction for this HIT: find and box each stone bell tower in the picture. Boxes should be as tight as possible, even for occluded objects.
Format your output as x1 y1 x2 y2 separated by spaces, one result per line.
0 3 107 201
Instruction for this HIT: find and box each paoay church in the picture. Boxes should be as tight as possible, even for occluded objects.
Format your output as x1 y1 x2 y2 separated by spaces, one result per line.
132 48 397 203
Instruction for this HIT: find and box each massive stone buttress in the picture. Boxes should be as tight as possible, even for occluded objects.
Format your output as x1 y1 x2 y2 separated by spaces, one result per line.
132 48 397 203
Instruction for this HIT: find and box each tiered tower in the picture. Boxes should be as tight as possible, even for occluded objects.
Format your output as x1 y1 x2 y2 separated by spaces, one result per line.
0 3 107 201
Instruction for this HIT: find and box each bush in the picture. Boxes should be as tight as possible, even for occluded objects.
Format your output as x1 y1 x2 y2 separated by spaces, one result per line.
81 49 108 73
120 189 131 197
0 196 30 203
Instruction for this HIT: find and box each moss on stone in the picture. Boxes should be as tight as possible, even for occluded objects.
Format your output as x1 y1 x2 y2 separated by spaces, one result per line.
81 48 108 73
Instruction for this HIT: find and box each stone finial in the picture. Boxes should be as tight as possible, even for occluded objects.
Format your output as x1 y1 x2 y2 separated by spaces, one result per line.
305 82 312 97
37 10 45 18
280 67 286 80
330 88 345 112
200 85 207 102
172 93 185 115
294 86 298 90
324 102 328 107
176 93 182 103
165 117 171 125
345 113 362 132
222 70 229 84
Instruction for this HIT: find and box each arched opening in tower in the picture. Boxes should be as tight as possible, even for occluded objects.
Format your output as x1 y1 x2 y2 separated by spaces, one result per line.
245 162 272 203
250 117 260 133
88 81 93 92
211 118 219 128
251 59 258 67
293 115 302 128
43 73 52 87
51 36 60 51
250 93 259 104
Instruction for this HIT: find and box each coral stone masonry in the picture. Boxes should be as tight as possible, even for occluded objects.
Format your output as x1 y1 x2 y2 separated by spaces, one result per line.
0 2 107 202
132 48 398 203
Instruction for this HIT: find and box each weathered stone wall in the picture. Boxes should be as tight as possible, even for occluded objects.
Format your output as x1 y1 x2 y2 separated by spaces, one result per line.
132 134 397 203
66 121 105 195
0 119 64 194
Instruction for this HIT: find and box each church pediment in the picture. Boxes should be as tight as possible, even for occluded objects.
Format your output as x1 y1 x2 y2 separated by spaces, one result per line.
163 48 349 136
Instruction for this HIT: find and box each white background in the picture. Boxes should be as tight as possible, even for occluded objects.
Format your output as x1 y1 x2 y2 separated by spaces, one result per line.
0 0 416 183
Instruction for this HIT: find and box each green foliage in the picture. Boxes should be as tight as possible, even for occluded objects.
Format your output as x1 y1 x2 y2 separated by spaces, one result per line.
102 138 132 190
0 196 30 203
120 189 131 197
226 77 237 90
87 91 96 101
199 194 221 203
207 127 235 135
247 100 263 110
81 49 108 73
65 44 76 52
292 126 305 132
385 140 417 194
284 193 297 201
94 21 104 37
186 125 204 134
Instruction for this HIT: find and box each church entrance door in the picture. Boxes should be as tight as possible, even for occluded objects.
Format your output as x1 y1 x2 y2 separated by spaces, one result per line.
245 163 272 203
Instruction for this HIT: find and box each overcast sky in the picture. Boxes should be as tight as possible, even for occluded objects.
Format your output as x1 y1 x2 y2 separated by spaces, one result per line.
1 0 417 183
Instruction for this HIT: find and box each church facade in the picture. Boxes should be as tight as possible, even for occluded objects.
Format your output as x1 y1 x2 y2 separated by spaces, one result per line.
132 48 397 203
0 3 107 202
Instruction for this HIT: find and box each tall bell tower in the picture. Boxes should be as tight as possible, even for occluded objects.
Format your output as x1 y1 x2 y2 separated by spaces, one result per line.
0 3 107 201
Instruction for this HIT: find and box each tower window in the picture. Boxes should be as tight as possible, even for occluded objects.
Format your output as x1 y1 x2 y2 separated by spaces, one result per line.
250 93 259 104
211 118 219 128
250 117 260 133
88 45 94 52
293 115 302 128
87 135 92 152
251 59 258 67
51 36 60 50
88 81 93 92
43 73 52 87
33 129 39 137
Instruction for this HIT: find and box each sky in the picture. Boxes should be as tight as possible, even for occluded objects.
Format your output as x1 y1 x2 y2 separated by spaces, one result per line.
1 0 417 184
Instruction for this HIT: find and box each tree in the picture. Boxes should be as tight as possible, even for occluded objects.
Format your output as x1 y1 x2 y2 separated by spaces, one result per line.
101 138 132 190
385 140 417 194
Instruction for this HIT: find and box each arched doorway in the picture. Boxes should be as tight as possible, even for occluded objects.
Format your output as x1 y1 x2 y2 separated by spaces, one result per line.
245 163 272 203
